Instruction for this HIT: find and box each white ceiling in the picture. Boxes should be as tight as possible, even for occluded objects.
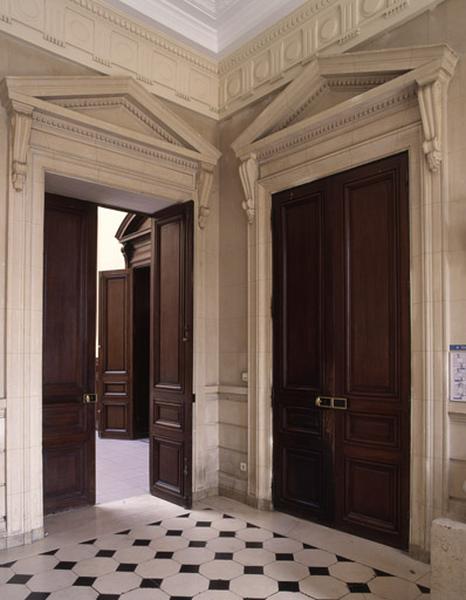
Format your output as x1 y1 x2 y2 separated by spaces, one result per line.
106 0 309 56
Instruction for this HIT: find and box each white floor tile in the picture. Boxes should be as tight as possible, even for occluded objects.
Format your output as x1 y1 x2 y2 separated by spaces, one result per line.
0 496 432 600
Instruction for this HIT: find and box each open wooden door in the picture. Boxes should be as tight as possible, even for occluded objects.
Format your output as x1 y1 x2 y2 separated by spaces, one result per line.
150 201 194 507
97 269 133 439
43 194 97 514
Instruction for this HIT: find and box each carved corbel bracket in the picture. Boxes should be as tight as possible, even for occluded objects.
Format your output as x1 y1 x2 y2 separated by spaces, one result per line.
417 76 444 172
239 154 259 225
8 101 33 192
197 165 214 229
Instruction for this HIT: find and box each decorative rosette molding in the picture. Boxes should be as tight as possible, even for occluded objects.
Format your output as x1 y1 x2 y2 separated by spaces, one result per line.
197 165 214 229
219 0 446 117
239 155 259 225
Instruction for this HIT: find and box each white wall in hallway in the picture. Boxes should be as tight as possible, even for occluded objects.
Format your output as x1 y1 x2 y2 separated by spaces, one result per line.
97 208 127 354
97 207 126 273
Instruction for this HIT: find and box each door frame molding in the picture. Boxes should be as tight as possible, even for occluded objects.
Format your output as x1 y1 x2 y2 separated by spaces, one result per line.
0 75 220 547
232 45 457 558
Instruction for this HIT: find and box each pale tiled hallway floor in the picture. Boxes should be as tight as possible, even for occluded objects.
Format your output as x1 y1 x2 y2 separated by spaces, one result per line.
0 494 431 600
96 435 149 504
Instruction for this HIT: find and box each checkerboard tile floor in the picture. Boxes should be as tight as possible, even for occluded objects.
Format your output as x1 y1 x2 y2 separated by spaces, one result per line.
0 507 430 600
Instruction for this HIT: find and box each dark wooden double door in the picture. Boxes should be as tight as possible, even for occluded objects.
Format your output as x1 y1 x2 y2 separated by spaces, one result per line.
43 196 194 513
272 153 410 549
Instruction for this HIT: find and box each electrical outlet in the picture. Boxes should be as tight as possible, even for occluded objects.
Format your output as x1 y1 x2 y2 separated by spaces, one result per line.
240 462 247 472
241 371 248 383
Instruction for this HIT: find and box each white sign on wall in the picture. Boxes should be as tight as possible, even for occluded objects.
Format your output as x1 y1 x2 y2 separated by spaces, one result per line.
450 345 466 402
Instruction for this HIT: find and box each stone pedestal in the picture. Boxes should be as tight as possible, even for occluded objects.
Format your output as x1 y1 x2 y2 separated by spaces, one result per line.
431 518 466 599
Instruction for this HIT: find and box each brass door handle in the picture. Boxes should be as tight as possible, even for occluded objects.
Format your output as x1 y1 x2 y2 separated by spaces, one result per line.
332 397 348 410
83 393 97 404
315 396 348 410
315 396 332 408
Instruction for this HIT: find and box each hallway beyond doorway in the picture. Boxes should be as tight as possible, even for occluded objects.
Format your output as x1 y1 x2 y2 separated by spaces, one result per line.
96 435 149 504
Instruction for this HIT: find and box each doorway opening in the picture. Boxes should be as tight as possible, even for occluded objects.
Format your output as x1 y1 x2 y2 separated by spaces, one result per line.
95 209 151 504
42 176 194 515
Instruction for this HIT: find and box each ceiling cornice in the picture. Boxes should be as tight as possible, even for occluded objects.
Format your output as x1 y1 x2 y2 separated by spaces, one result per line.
0 0 448 119
106 0 308 55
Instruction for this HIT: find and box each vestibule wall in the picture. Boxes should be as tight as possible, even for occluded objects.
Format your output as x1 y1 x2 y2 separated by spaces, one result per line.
354 0 466 524
0 0 465 563
215 0 466 558
216 93 279 502
0 34 98 546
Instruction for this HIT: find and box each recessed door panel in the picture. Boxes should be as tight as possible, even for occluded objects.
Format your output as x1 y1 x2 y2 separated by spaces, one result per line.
280 195 323 391
344 175 398 397
344 458 399 533
157 222 182 388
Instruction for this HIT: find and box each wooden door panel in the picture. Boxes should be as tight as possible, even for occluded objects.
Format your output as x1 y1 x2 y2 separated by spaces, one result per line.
152 438 184 496
279 194 324 391
344 458 400 533
272 153 410 549
155 221 182 388
150 202 193 507
280 447 326 512
132 267 150 438
334 153 410 548
43 194 97 514
344 174 399 397
44 445 88 500
273 189 332 522
104 277 128 372
344 413 399 448
97 270 133 439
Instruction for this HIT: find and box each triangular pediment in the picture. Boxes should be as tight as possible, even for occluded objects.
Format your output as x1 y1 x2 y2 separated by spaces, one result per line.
264 72 404 137
232 44 457 158
1 76 221 166
50 95 189 148
116 213 151 242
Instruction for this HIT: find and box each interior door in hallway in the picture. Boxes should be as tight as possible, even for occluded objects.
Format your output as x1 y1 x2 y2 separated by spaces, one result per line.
272 153 410 549
97 269 132 439
43 194 97 514
150 201 194 507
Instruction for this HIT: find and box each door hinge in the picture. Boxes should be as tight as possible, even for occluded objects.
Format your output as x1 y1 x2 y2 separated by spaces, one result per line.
184 457 189 476
192 393 196 403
